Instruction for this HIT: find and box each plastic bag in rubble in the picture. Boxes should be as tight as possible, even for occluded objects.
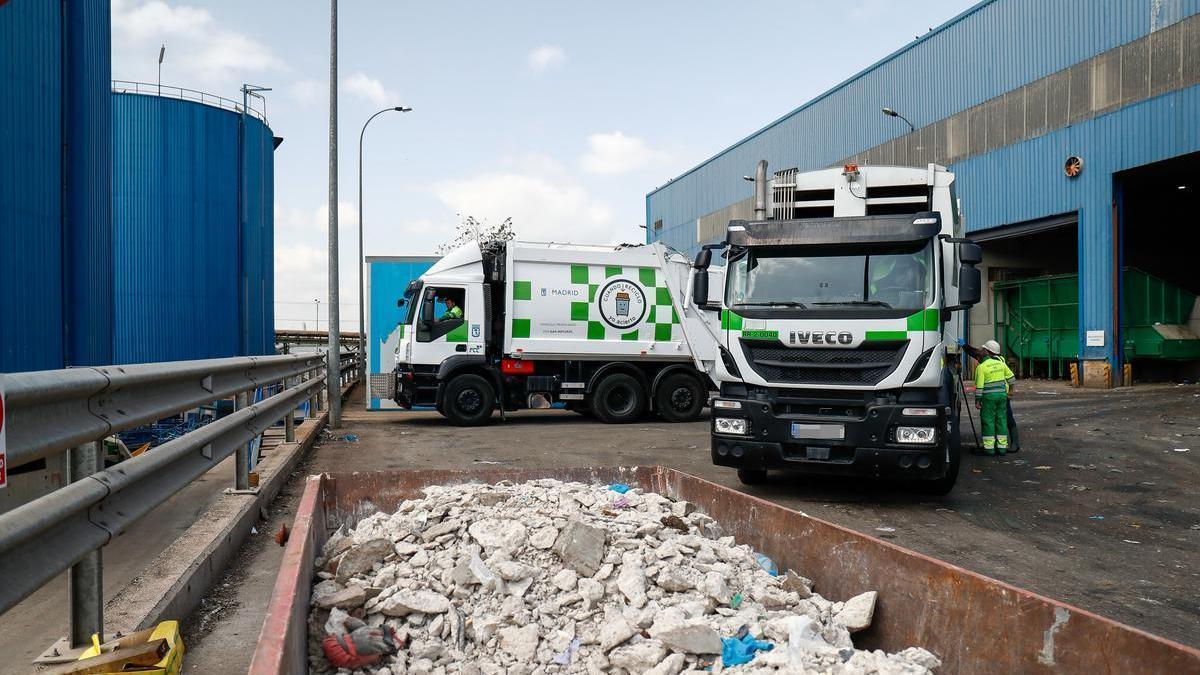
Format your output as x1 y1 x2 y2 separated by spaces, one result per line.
784 615 831 663
722 632 774 666
755 552 779 576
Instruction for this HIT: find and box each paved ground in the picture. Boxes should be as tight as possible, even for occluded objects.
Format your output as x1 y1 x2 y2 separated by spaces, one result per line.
186 381 1200 671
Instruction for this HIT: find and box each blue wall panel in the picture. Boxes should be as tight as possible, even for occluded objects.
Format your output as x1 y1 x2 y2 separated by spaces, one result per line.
241 117 276 356
367 258 436 409
64 0 113 366
112 93 276 364
1 0 111 373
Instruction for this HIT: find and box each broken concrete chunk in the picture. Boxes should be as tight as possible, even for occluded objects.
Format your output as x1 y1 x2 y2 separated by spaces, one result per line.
552 568 578 592
834 590 878 632
616 552 648 608
468 518 527 551
335 538 393 583
498 624 540 661
646 653 687 675
529 525 558 549
379 590 452 616
609 639 668 672
781 569 814 598
654 622 722 654
598 609 638 652
315 585 367 609
655 566 694 592
420 519 461 542
553 520 606 576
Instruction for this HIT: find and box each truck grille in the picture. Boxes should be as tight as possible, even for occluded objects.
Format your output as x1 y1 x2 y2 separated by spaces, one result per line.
739 339 908 385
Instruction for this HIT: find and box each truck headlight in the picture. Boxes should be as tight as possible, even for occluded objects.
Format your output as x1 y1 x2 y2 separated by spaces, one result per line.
901 407 937 417
895 426 936 444
713 400 742 410
715 417 749 435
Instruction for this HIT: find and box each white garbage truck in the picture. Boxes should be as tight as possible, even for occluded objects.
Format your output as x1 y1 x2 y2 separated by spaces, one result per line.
388 240 723 425
693 162 983 493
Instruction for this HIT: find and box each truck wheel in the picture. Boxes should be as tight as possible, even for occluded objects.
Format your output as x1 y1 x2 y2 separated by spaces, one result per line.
655 372 705 422
591 373 646 424
737 468 767 485
917 414 961 495
442 374 495 426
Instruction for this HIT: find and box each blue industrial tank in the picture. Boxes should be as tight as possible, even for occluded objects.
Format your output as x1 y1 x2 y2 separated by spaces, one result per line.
0 0 112 373
111 91 276 363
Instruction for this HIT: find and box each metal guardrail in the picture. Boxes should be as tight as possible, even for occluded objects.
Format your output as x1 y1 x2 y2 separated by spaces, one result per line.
111 80 269 124
0 350 361 650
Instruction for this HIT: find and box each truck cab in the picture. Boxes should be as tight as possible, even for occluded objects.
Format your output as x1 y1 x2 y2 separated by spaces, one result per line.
696 163 982 493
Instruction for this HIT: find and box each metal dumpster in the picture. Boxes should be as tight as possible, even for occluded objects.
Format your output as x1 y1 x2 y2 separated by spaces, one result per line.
248 467 1200 674
995 267 1200 376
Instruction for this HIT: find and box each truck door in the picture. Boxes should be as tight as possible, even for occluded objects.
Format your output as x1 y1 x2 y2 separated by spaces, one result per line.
414 285 484 364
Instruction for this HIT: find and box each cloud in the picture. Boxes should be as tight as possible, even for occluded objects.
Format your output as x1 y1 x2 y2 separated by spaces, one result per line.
579 131 673 175
432 157 615 245
111 0 284 86
527 45 566 73
345 72 396 107
290 78 324 106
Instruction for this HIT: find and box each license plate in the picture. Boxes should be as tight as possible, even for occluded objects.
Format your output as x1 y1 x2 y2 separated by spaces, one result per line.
806 446 831 460
791 423 845 440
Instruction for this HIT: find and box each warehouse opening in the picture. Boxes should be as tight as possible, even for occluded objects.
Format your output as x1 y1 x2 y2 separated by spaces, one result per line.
1116 151 1200 381
968 216 1079 379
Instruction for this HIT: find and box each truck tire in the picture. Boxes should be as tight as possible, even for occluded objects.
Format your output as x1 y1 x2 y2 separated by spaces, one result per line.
917 412 961 495
590 373 646 424
442 374 495 426
654 372 705 422
737 468 767 485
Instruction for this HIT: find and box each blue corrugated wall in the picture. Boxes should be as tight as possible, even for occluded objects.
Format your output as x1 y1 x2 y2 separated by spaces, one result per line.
1 0 111 373
647 0 1200 366
64 0 114 366
112 93 275 363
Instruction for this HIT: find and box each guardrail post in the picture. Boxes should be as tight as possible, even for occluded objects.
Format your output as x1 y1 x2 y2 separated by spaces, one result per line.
284 376 296 443
235 392 250 490
68 441 104 647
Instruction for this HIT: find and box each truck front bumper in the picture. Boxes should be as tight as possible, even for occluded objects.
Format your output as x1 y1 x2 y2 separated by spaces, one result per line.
710 397 952 480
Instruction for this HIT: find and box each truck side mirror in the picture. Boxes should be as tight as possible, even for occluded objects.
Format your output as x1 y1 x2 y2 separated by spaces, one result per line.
421 296 435 326
694 249 712 269
957 241 982 265
958 264 982 306
692 269 709 307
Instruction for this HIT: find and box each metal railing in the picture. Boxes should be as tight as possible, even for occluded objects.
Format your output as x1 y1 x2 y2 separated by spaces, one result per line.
0 350 361 648
111 80 269 124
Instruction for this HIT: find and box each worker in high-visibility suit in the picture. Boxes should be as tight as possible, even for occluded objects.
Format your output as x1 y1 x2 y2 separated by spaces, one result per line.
974 340 1017 455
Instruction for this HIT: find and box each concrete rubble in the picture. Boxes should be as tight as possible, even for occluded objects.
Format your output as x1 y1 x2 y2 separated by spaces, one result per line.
308 479 940 674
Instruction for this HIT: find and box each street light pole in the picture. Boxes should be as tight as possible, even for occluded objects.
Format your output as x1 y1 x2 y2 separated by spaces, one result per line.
157 44 165 95
881 107 916 133
315 299 321 331
358 106 412 380
327 0 341 428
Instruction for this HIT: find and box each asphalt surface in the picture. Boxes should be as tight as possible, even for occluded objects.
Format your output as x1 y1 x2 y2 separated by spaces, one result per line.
184 381 1200 672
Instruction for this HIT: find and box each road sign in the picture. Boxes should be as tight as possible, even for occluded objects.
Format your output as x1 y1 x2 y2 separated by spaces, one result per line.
0 377 6 489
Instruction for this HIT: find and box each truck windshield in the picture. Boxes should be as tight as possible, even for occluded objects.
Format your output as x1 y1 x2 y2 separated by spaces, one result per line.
726 241 933 311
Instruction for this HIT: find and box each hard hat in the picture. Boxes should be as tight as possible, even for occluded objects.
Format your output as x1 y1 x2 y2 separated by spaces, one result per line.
983 340 1001 356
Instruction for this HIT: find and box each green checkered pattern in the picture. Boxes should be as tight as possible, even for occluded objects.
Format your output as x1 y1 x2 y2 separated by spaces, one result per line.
512 264 679 341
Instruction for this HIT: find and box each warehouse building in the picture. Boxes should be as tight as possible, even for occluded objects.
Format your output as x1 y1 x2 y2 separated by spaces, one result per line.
0 0 278 373
646 0 1200 385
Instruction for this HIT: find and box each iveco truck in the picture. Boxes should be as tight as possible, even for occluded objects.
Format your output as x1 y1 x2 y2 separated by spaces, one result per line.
695 162 982 493
386 240 723 426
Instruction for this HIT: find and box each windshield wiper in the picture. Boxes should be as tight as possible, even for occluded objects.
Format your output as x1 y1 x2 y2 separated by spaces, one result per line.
735 301 808 309
812 300 894 308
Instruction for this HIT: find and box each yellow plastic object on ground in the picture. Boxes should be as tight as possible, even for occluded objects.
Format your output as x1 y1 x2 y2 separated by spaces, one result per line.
73 621 184 674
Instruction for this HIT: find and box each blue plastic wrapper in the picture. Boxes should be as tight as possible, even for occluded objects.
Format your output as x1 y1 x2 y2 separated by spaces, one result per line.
608 484 631 494
721 634 774 666
755 552 778 576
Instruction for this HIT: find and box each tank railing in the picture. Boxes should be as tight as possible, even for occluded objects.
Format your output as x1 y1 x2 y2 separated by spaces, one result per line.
0 349 361 652
111 80 268 124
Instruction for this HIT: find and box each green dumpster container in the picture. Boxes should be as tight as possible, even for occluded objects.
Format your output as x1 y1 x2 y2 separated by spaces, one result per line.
993 268 1199 377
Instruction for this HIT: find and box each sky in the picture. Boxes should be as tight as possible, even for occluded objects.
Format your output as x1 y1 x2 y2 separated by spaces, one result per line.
108 0 978 332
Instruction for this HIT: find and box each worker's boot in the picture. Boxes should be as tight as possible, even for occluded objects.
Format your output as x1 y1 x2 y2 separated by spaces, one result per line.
981 436 996 456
